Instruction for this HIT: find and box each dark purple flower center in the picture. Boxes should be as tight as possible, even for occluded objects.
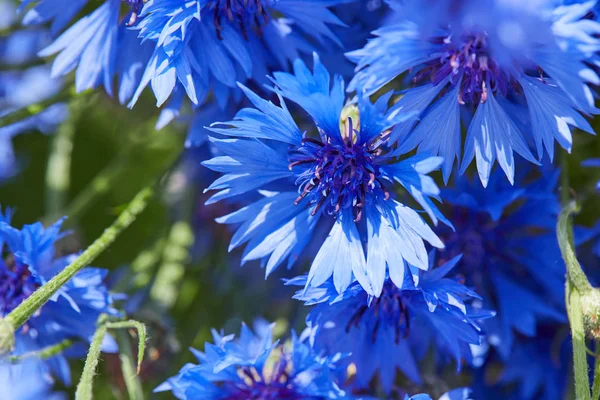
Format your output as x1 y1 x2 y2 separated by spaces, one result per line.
289 118 390 222
436 208 503 289
220 355 304 400
0 257 40 317
415 32 513 104
121 0 145 25
347 282 410 345
208 0 270 40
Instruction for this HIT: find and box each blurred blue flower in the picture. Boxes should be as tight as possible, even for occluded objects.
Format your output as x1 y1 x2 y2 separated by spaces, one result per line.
288 256 491 393
347 0 599 185
0 361 64 400
320 0 389 80
471 326 570 400
0 5 67 183
0 208 117 385
203 55 447 296
22 0 154 104
128 0 346 108
582 158 600 192
436 167 566 358
155 320 351 399
405 388 472 400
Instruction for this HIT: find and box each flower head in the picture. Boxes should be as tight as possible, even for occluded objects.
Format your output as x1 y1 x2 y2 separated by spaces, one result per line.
155 320 350 399
0 208 116 385
203 54 447 296
128 0 346 107
22 0 154 104
288 256 491 393
347 0 599 185
436 167 566 358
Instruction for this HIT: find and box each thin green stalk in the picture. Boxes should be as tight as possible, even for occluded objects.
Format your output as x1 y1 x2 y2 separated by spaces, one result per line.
45 99 83 217
106 320 147 372
4 186 155 335
592 341 600 400
569 287 592 400
75 315 109 400
64 153 130 222
115 329 144 400
558 201 593 294
8 339 73 363
0 89 74 128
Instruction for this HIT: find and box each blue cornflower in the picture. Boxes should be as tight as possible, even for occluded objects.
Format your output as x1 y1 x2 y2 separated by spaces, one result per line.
22 0 154 104
128 0 346 108
0 10 67 183
436 167 565 358
470 326 570 400
0 361 64 400
347 0 599 185
155 320 350 399
203 55 447 296
405 389 472 400
288 256 491 393
0 208 117 385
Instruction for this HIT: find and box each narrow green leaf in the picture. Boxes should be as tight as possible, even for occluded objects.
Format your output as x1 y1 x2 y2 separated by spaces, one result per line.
115 329 144 400
107 320 147 373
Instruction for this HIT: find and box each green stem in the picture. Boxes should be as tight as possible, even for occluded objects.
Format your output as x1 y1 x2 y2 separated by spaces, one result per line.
115 329 144 400
5 186 155 332
75 315 109 400
45 99 82 217
569 286 592 400
64 152 130 222
106 320 147 372
593 341 600 400
558 201 593 294
9 339 73 363
0 89 74 128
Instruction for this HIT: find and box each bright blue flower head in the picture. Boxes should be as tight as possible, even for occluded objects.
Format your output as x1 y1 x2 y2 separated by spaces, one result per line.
0 208 116 385
289 256 491 393
347 0 599 185
155 320 350 399
203 55 448 296
21 0 154 104
436 167 566 358
128 0 346 108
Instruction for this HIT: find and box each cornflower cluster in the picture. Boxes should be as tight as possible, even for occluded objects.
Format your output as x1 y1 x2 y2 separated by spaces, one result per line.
1 0 600 399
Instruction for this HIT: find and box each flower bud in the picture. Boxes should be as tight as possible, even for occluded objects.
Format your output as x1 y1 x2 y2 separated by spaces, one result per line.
581 289 600 340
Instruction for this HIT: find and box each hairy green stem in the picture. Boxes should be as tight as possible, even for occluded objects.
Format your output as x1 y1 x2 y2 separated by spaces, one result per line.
593 341 600 400
569 286 592 400
106 320 147 372
115 329 144 400
9 339 73 363
45 99 83 217
0 89 74 128
558 201 593 294
4 186 155 333
76 315 109 400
